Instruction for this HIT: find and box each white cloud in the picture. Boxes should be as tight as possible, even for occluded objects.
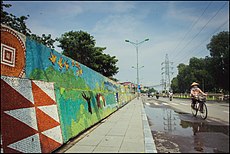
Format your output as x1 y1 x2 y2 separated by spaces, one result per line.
92 14 141 38
6 1 228 87
53 2 83 16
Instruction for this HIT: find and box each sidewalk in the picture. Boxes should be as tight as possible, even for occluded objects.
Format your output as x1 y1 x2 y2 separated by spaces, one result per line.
56 98 157 153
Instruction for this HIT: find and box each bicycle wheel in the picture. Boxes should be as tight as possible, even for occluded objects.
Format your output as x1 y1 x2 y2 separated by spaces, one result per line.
200 103 208 120
191 103 198 117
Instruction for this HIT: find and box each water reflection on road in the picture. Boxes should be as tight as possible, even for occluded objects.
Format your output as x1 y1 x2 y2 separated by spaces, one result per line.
144 102 229 153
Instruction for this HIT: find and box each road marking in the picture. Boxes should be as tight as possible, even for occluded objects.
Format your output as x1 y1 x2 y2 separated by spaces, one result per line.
146 102 150 105
154 102 159 105
223 111 229 114
171 102 179 106
162 103 169 106
179 102 188 105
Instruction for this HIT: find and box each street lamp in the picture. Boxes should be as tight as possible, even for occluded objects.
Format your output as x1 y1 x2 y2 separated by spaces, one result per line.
132 66 144 95
132 66 144 69
125 39 149 99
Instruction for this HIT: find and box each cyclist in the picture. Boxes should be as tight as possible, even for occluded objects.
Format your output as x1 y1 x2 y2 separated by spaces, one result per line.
190 82 207 112
168 91 173 101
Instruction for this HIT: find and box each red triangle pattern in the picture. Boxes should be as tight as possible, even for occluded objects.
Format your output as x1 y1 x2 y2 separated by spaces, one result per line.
39 133 62 153
1 112 38 149
1 78 62 153
1 79 34 111
32 82 56 106
35 108 60 132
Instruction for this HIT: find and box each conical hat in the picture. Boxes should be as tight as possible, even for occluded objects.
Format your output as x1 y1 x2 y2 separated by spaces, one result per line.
191 82 199 86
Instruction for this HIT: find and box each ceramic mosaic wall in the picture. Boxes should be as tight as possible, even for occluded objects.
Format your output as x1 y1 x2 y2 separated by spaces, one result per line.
25 37 134 142
1 24 134 152
1 76 63 153
1 24 26 77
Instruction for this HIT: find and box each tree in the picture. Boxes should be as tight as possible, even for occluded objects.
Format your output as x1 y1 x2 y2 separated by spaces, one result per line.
207 31 229 93
189 57 215 92
203 56 217 92
175 63 193 93
2 2 119 78
57 30 119 77
1 1 56 49
57 30 96 63
148 88 156 93
30 34 57 49
171 77 179 93
171 31 229 94
92 48 119 77
171 58 216 93
1 1 31 35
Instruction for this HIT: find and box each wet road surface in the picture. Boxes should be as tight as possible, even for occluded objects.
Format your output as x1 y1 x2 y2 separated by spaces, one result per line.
143 98 229 153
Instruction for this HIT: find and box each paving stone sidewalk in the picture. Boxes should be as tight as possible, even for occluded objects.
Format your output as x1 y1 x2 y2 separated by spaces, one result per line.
56 98 157 153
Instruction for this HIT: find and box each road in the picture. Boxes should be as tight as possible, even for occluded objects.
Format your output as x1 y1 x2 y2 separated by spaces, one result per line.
144 96 229 123
141 96 229 153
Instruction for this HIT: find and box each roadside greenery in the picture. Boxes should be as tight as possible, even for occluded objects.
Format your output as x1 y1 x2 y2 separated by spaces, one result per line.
1 1 229 93
171 31 229 94
1 1 57 49
57 31 119 77
1 1 119 79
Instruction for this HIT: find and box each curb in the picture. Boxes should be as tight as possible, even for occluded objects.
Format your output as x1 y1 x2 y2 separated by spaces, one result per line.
140 99 158 153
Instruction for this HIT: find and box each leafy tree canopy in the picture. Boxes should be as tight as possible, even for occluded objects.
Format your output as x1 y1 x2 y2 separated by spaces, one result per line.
207 31 229 92
1 2 119 78
57 30 119 78
1 1 56 49
171 31 229 94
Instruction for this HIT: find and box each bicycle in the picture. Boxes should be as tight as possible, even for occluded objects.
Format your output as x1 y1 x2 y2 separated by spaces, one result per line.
191 95 208 120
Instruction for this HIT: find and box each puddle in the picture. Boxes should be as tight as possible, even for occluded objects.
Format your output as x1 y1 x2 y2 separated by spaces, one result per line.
144 104 229 153
144 104 229 136
144 105 193 136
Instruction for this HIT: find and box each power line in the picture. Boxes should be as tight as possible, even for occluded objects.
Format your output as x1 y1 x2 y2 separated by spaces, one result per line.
173 2 227 64
174 19 228 65
171 2 213 60
175 20 228 63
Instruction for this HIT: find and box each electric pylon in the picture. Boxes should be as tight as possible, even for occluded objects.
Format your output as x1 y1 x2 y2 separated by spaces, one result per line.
161 54 173 92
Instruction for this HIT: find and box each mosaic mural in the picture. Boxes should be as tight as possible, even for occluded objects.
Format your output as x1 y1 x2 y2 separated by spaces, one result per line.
1 76 63 153
1 24 135 152
25 37 135 142
1 24 26 77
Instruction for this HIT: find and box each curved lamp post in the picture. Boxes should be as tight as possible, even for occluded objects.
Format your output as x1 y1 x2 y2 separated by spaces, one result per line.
125 39 149 99
132 66 144 95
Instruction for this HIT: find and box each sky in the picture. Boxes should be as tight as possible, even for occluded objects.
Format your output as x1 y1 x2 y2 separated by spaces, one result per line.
4 1 229 90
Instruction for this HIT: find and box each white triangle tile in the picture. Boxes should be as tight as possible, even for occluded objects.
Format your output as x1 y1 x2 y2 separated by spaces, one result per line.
0 135 2 153
41 126 63 144
1 76 34 104
7 133 41 153
38 105 60 123
32 80 56 101
4 107 38 131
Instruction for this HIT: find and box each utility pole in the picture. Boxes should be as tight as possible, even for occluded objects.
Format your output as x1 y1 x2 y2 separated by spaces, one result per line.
161 54 173 93
125 39 149 99
160 77 164 93
163 109 176 132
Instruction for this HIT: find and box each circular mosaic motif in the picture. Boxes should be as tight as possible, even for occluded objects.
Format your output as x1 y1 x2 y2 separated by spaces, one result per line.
1 25 25 77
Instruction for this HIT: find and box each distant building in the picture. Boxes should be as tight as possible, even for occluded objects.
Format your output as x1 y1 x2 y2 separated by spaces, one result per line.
120 82 135 93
